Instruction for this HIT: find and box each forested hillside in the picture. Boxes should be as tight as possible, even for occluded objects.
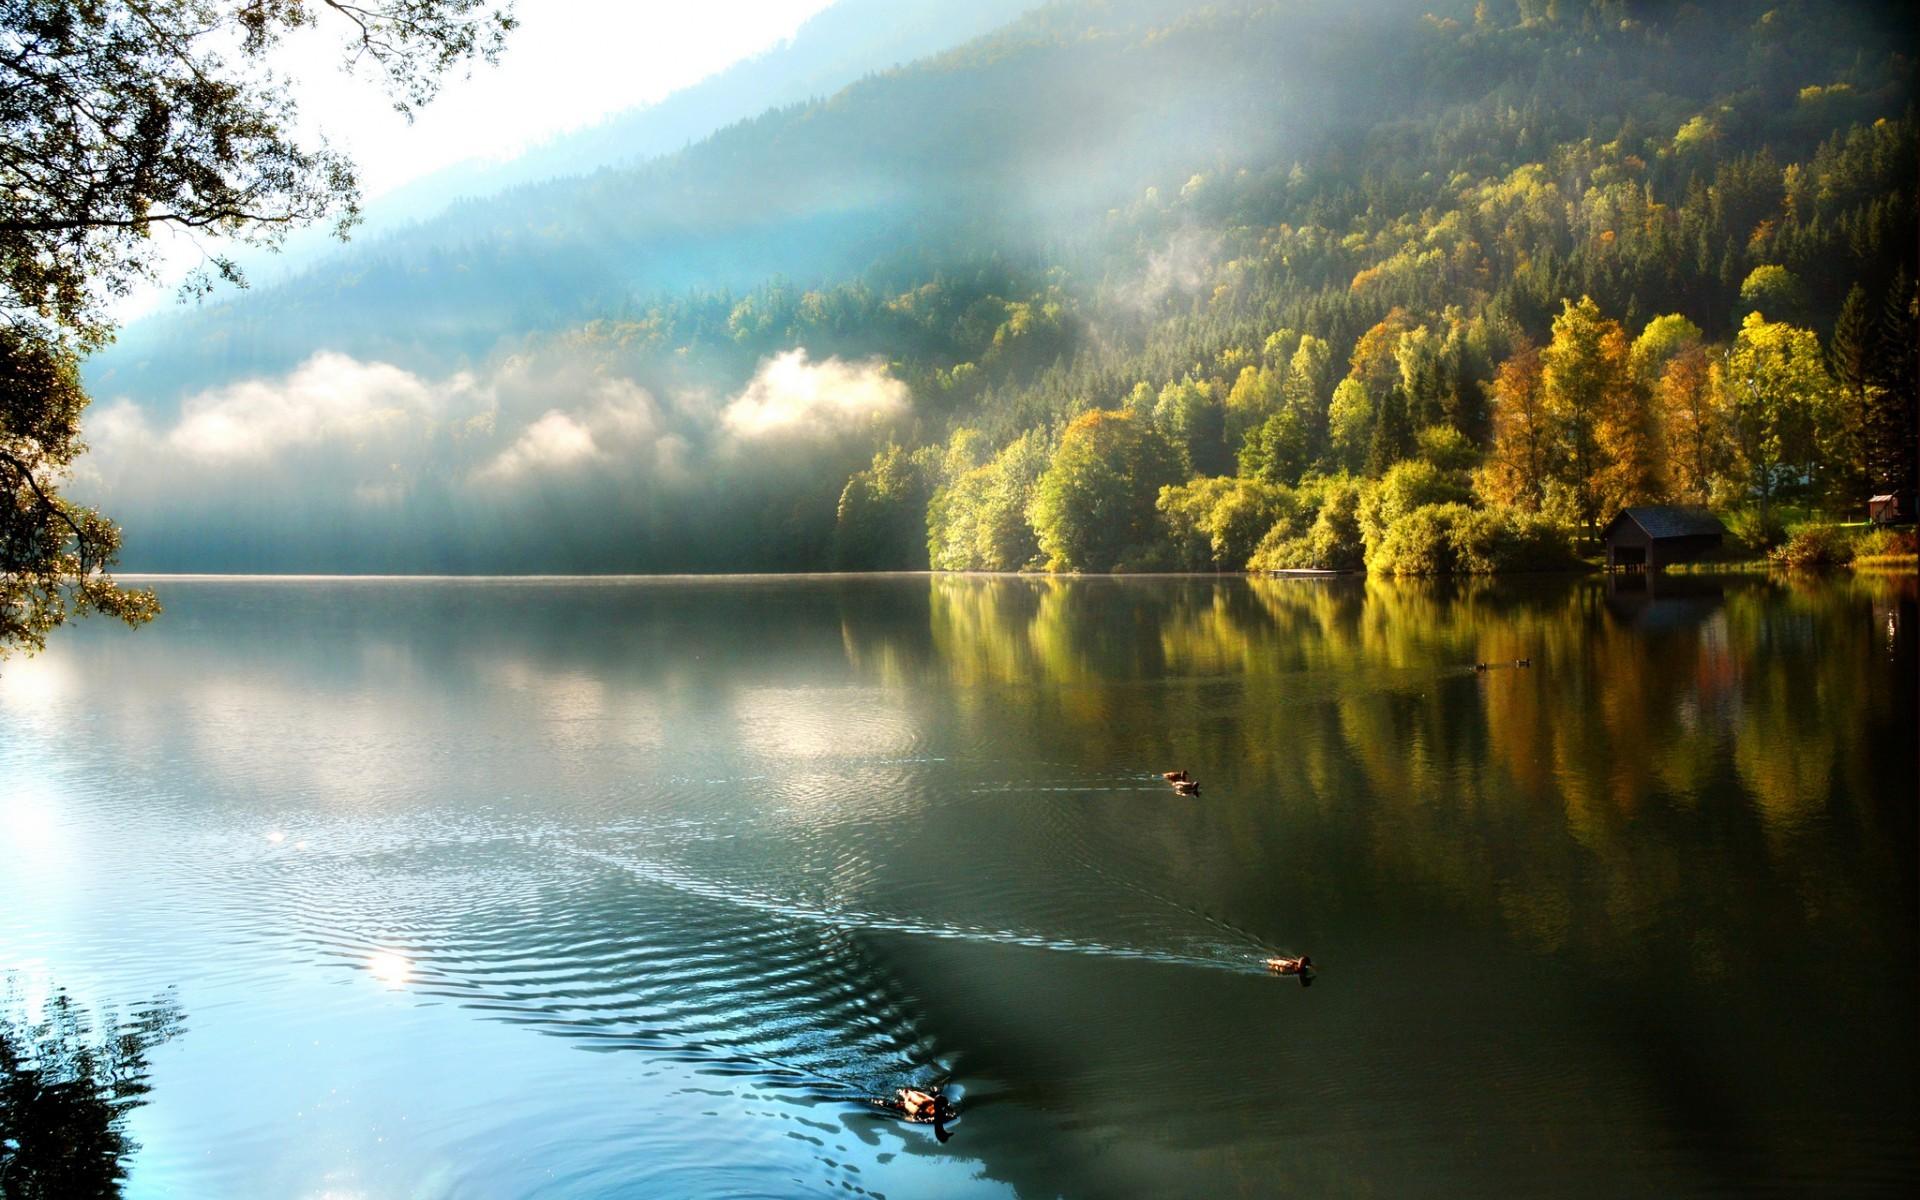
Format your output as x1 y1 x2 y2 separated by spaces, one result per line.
83 0 1919 573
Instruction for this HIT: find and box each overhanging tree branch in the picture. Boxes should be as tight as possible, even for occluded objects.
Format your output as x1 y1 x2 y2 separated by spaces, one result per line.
0 0 518 655
0 447 96 571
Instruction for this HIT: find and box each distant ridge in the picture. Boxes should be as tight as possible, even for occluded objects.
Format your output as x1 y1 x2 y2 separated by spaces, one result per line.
92 0 1039 401
340 0 1040 235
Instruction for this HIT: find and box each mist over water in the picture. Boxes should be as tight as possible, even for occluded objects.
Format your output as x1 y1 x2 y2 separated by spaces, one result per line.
2 574 1914 1197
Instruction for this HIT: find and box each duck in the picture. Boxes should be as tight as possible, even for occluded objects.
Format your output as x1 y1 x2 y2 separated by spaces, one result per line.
1265 954 1313 975
892 1086 952 1126
1171 778 1201 796
1514 658 1531 668
1474 662 1490 672
1161 769 1191 782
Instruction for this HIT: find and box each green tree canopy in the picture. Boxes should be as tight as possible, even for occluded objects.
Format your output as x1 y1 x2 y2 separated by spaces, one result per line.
1030 409 1183 571
1715 312 1838 527
1628 314 1704 386
1158 476 1293 570
1325 378 1373 474
1738 265 1808 325
1358 458 1471 559
835 444 937 569
927 428 1049 571
1152 376 1231 476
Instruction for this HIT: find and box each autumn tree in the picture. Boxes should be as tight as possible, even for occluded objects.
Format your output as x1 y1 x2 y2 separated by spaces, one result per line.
1628 314 1703 387
1592 376 1665 518
1477 340 1550 509
1539 296 1648 535
1349 309 1416 403
1 0 516 654
1348 310 1419 474
1655 343 1723 504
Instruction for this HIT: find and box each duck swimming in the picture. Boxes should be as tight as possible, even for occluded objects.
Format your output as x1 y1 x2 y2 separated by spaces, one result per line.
885 1086 954 1140
1161 769 1191 782
1171 778 1201 796
893 1087 946 1122
1265 954 1313 975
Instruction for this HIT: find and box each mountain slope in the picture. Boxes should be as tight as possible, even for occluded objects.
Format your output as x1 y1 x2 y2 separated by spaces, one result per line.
88 0 1427 406
320 0 1042 237
74 0 1919 573
90 0 1040 402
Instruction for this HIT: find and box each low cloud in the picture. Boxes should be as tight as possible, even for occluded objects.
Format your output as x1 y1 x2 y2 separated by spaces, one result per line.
480 410 599 478
160 353 472 462
77 346 904 570
86 355 683 502
474 378 660 483
1126 226 1221 313
720 349 908 440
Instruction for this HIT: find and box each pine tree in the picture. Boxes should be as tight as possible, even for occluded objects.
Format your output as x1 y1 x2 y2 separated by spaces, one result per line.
1823 284 1875 505
1366 385 1415 475
1865 272 1919 499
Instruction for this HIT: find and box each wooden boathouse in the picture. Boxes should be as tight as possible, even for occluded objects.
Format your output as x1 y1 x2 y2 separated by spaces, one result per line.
1601 506 1726 571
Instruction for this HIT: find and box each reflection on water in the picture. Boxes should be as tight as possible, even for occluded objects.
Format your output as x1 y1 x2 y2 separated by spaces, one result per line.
0 573 1914 1197
0 983 182 1198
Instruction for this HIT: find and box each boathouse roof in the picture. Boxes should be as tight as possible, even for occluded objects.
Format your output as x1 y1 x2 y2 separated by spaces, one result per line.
1604 506 1727 541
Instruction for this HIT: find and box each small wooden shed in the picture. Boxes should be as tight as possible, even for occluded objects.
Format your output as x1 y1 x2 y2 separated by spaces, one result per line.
1868 492 1911 524
1601 507 1726 571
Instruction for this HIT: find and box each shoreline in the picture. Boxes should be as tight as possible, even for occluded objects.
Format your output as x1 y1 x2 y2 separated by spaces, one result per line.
110 561 1917 582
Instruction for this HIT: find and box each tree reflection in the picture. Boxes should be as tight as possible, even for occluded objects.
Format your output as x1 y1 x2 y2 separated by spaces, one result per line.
891 570 1919 974
0 984 183 1199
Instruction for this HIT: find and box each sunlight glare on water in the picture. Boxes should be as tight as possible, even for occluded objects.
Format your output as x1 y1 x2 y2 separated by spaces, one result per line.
366 951 412 989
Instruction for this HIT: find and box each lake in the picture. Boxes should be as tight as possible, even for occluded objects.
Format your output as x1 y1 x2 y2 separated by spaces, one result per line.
2 573 1914 1198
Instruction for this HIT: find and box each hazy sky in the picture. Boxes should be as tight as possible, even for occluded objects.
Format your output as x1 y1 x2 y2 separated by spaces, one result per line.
283 0 834 198
121 0 834 320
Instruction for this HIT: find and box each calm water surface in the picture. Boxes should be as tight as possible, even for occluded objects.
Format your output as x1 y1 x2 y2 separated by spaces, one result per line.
2 574 1915 1197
